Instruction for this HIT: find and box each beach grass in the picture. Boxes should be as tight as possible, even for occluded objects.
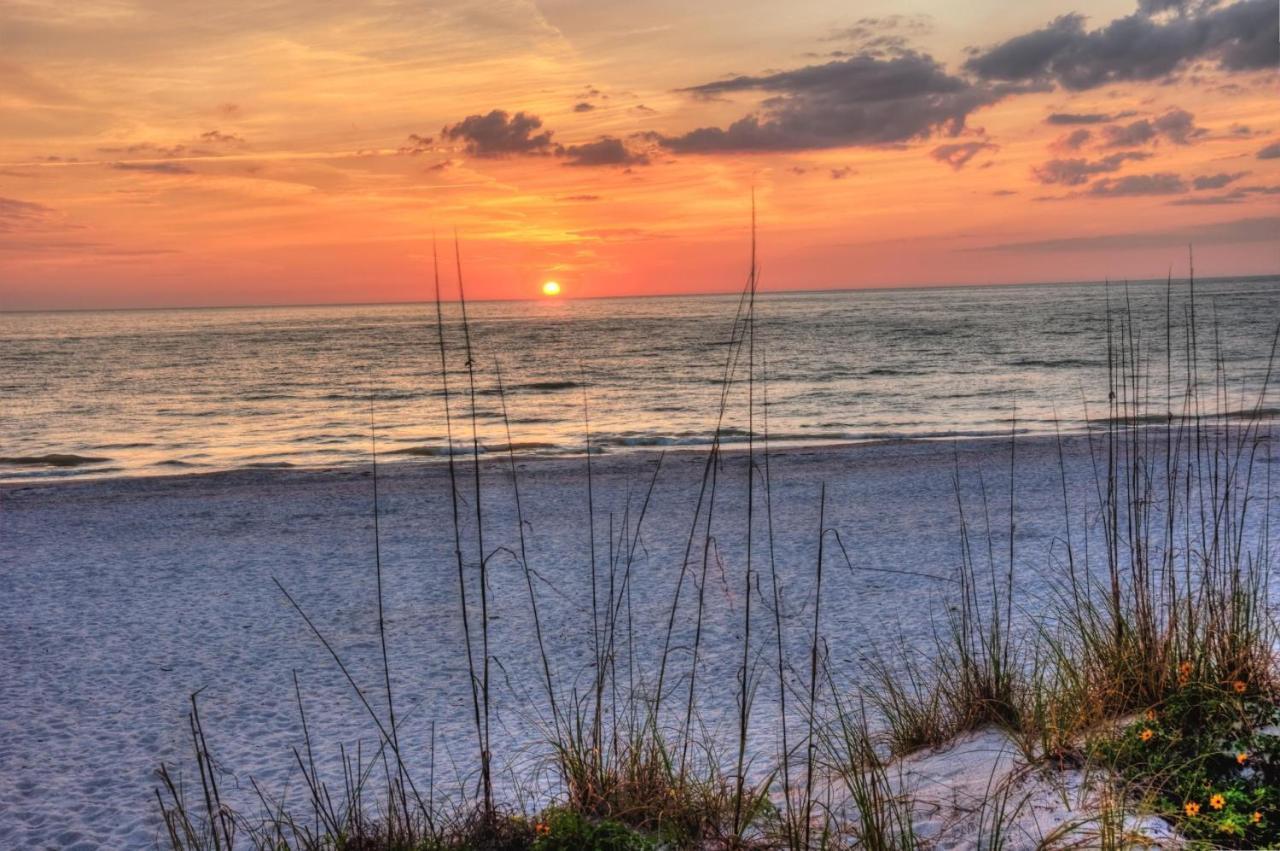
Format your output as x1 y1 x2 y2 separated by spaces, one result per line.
153 252 1278 849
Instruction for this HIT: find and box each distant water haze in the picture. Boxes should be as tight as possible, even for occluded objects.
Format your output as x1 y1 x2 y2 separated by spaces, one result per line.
2 277 1278 482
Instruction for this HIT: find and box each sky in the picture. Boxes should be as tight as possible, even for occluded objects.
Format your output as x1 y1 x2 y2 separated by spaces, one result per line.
0 0 1277 308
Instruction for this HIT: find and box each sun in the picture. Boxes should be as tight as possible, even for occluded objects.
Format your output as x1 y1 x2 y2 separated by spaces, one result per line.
541 280 561 297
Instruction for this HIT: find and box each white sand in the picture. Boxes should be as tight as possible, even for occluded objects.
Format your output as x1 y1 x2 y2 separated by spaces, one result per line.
1 434 1274 847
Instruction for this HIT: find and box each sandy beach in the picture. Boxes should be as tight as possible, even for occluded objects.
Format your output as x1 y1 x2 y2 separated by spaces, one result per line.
4 431 1274 847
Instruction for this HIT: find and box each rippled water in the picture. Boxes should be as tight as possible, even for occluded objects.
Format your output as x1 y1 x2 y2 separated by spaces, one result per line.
3 277 1277 481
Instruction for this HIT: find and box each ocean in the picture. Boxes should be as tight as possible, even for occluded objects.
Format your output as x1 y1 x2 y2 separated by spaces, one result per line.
3 276 1278 482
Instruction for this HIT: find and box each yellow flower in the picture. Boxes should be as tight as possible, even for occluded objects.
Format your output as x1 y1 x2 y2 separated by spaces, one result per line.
1237 751 1249 765
1178 661 1193 676
535 822 550 836
1185 801 1201 817
1140 728 1154 742
1252 811 1263 825
1233 680 1247 694
1210 794 1225 811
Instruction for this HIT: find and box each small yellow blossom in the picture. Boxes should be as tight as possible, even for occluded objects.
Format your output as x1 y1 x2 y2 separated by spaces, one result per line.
1233 680 1247 694
535 822 550 836
1178 661 1193 676
1210 794 1226 811
1238 751 1249 765
1140 728 1154 742
1252 811 1263 825
1185 801 1201 817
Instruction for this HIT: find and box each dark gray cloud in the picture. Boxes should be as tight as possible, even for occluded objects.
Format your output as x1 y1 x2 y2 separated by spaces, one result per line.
558 136 648 167
441 109 554 157
965 0 1277 91
931 140 997 169
1192 171 1247 189
1257 141 1280 159
573 102 595 113
656 52 1003 152
1045 110 1137 124
1032 151 1152 185
110 161 194 174
439 110 645 167
1087 172 1187 195
561 194 601 201
830 166 855 179
1099 108 1204 147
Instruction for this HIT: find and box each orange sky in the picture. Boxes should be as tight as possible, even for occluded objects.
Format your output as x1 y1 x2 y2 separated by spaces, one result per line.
1 0 1276 309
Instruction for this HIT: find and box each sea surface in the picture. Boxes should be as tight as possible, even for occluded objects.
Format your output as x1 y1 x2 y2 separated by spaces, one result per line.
3 277 1278 482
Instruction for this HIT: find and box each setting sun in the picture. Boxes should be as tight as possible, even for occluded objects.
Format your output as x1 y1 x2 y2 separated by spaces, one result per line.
542 281 561 297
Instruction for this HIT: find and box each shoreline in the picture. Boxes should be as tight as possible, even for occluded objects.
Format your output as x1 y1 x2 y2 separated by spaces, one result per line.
0 417 1250 491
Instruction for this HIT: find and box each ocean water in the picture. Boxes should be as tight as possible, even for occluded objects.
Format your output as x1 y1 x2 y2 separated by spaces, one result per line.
2 277 1278 482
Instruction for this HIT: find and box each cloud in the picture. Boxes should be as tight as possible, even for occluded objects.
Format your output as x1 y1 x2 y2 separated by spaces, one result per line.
0 196 56 231
561 194 601 201
965 1 1278 91
396 133 434 155
931 140 997 169
1045 111 1136 124
1099 108 1204 147
573 102 595 113
1032 151 1152 185
656 52 1003 152
1054 128 1093 150
969 215 1278 251
98 142 199 158
558 136 648 167
110 161 194 174
1171 182 1280 203
830 166 855 179
199 130 243 145
825 15 934 56
441 109 555 157
1087 172 1187 195
1257 140 1280 159
992 189 1019 196
1192 171 1247 189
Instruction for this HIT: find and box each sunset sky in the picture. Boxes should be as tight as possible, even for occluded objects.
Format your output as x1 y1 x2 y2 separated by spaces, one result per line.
1 0 1276 308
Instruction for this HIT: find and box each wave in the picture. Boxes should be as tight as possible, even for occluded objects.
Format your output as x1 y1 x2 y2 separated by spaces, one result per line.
511 380 581 392
1008 357 1099 369
0 453 110 467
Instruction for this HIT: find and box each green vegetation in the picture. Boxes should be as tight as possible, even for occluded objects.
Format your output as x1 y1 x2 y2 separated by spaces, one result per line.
1093 681 1280 847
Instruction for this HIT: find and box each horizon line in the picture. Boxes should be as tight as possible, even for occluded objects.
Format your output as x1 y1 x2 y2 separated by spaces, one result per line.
4 272 1278 315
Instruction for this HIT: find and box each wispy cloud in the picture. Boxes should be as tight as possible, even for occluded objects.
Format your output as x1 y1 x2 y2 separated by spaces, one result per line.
969 216 1279 251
